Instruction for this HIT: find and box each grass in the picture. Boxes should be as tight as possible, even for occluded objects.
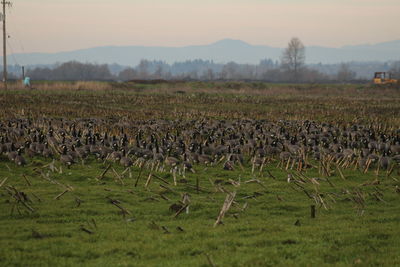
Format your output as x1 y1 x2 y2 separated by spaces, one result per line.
1 156 399 266
0 82 400 266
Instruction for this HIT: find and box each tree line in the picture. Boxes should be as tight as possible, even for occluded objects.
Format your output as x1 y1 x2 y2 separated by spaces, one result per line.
6 38 400 83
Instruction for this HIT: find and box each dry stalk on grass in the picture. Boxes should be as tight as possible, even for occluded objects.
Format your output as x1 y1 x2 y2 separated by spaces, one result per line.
214 191 237 227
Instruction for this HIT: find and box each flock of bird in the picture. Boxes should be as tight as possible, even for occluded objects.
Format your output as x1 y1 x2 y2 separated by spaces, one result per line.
1 118 399 174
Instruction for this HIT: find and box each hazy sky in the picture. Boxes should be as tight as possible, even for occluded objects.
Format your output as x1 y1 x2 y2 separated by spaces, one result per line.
6 0 400 54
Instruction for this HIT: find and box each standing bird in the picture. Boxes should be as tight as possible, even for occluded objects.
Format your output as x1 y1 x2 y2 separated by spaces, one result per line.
164 149 180 168
7 143 18 162
379 151 390 170
42 142 53 158
182 153 195 174
14 148 27 166
109 143 122 162
120 149 133 167
60 145 74 168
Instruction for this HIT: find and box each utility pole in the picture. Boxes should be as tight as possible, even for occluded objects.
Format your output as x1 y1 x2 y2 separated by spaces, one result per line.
2 1 11 89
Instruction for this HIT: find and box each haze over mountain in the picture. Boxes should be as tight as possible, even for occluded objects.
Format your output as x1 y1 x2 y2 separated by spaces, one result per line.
4 39 400 67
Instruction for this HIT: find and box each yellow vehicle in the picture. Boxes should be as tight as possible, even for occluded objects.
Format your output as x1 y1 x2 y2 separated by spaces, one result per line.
373 72 398 85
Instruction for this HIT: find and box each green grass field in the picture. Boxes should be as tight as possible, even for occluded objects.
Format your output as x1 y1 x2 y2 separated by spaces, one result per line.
1 83 400 266
1 157 399 266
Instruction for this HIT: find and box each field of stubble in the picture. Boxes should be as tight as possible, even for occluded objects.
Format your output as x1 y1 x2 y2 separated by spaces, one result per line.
0 82 399 266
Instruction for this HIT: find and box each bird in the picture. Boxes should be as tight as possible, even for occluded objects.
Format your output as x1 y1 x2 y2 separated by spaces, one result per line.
120 149 133 167
164 149 180 167
223 156 235 171
7 144 18 162
379 152 390 170
60 145 74 168
14 148 27 166
109 143 122 162
42 142 53 158
182 153 195 173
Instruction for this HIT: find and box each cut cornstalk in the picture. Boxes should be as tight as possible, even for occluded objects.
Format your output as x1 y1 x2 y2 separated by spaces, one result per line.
364 158 372 173
134 163 144 187
112 168 125 185
145 173 153 188
172 168 177 186
285 158 291 170
336 165 346 180
22 175 32 186
173 204 189 218
54 189 69 200
0 177 8 188
214 191 236 227
97 164 111 180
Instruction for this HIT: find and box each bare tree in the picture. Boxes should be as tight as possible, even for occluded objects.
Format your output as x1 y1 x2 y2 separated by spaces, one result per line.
281 37 305 81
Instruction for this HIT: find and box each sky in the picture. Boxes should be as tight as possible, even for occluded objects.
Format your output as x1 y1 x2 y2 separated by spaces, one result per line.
5 0 400 54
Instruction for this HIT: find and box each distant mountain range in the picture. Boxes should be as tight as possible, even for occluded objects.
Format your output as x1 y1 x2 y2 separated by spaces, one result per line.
4 39 400 66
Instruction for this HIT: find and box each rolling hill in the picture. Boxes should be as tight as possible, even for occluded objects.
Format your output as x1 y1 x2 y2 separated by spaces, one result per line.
4 39 400 66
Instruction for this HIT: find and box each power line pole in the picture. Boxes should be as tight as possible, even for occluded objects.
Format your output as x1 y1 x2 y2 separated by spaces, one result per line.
2 0 11 89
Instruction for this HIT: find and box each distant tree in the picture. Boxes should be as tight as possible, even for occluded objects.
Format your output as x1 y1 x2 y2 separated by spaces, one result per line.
259 68 284 82
188 70 199 80
163 71 173 80
201 68 215 80
259 59 275 69
390 61 400 79
302 68 330 83
337 63 356 82
137 60 150 79
281 37 305 81
53 62 113 81
257 59 274 77
241 64 256 80
27 67 53 80
219 67 228 80
221 62 239 80
153 65 163 79
0 71 17 80
118 68 138 81
27 62 113 81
